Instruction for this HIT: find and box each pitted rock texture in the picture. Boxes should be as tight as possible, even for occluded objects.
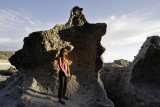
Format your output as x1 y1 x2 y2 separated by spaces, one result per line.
101 61 149 107
130 36 160 103
131 36 160 86
0 6 114 107
101 36 160 107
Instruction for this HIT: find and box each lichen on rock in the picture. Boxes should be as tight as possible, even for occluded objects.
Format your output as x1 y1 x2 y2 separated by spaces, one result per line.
0 6 114 107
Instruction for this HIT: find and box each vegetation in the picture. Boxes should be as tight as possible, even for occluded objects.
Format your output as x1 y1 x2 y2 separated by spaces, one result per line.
0 51 15 60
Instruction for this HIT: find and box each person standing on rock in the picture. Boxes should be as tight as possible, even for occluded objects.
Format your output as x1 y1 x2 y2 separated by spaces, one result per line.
58 47 70 105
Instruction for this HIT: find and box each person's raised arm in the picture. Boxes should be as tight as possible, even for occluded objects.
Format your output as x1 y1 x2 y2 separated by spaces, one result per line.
59 57 68 76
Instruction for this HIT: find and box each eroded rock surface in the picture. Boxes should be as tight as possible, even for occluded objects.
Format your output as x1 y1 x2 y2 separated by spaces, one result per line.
101 60 147 107
102 59 131 72
131 36 160 87
130 36 160 105
0 6 114 107
101 36 160 107
113 59 131 67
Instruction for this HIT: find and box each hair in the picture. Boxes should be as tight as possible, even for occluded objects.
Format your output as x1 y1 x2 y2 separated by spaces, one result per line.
59 48 69 60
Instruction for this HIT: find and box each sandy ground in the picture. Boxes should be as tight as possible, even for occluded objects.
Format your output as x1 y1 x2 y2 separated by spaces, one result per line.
0 75 9 82
0 61 12 82
0 63 11 70
0 59 10 63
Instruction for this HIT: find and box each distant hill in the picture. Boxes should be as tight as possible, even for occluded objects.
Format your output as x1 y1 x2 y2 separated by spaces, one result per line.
0 51 15 60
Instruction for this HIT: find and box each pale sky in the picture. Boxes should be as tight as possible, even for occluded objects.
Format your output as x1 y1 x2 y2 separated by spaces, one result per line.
0 0 160 62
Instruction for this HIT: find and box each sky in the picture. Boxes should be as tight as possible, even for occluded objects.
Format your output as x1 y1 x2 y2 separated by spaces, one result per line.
0 0 160 63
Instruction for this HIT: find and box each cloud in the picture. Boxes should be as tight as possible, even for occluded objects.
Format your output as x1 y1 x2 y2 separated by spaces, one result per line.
109 16 116 21
102 48 136 63
0 9 20 31
96 11 160 62
0 37 23 51
0 9 57 51
102 51 122 63
25 17 36 25
99 11 160 46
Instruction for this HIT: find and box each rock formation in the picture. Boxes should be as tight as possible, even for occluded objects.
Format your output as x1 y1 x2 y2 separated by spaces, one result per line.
130 36 160 106
101 36 160 107
0 66 18 76
0 6 114 107
102 59 131 71
113 59 131 67
131 36 160 86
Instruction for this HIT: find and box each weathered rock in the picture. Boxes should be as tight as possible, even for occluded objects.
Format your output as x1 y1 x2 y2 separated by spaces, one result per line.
101 61 149 107
131 36 160 86
130 36 160 102
102 59 131 73
0 6 114 107
101 36 160 107
113 59 131 67
133 100 160 107
0 66 18 76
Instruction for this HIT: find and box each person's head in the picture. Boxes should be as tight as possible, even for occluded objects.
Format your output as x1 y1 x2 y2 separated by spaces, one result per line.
60 48 68 58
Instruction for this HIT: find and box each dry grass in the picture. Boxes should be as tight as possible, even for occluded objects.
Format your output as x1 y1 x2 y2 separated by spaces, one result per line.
0 51 15 60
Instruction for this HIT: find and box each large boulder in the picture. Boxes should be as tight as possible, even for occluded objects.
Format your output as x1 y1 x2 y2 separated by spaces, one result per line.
0 6 114 107
101 36 160 107
101 60 149 107
131 36 160 86
130 36 160 102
